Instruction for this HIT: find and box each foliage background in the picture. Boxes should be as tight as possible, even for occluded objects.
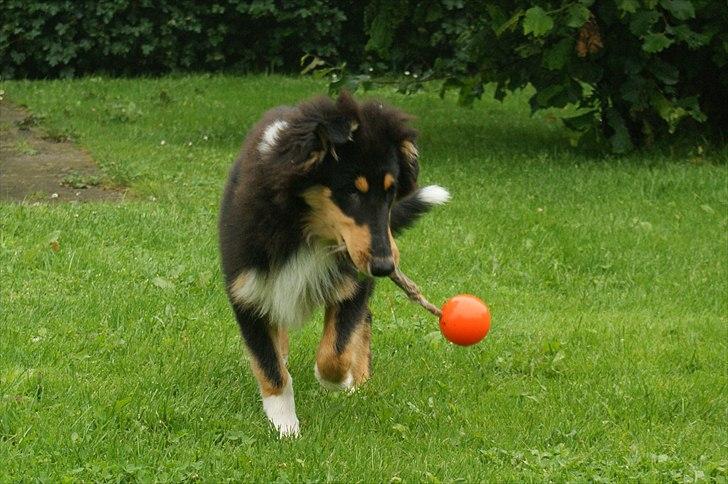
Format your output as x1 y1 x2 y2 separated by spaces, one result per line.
0 0 365 78
2 0 726 150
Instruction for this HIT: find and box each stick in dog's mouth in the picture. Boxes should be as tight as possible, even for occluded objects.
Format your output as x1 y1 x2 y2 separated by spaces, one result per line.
389 268 442 317
334 248 440 316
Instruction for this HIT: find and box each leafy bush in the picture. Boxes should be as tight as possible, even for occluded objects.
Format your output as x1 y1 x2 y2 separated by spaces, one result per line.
1 0 364 78
342 0 728 152
3 0 725 151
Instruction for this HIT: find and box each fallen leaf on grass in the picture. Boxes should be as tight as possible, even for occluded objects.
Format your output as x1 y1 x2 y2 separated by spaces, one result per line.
152 277 175 290
47 230 61 252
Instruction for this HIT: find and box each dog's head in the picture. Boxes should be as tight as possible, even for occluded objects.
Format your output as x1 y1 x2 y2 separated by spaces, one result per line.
293 92 419 276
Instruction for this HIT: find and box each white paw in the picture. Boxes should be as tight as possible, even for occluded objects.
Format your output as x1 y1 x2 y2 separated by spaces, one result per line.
262 374 300 438
273 415 300 438
314 364 355 392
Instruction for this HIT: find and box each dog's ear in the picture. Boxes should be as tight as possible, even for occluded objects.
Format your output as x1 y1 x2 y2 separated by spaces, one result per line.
397 138 419 198
289 93 359 172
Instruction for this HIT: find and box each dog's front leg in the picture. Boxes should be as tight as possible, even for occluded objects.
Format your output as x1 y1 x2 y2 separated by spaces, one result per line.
315 279 373 391
232 304 299 438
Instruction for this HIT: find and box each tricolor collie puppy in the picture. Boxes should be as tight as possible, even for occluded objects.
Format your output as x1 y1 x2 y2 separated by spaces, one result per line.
218 92 449 437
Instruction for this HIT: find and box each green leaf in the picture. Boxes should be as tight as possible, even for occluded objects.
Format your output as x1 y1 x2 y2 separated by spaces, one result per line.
660 0 695 20
650 94 706 132
515 42 541 58
671 24 710 48
495 9 524 37
425 3 444 22
46 230 61 247
643 33 673 53
570 61 604 84
152 276 175 290
677 96 706 123
113 396 132 414
629 10 661 36
392 423 408 437
543 38 573 70
223 430 256 446
606 109 634 153
648 60 679 85
561 111 597 131
423 331 444 349
523 7 554 37
534 84 566 108
438 77 463 99
566 4 591 28
620 77 649 106
649 91 673 121
617 0 640 13
454 76 483 106
485 5 507 30
550 80 582 107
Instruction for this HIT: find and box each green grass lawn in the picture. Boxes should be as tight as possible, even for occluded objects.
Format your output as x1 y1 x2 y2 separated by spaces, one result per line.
1 75 727 482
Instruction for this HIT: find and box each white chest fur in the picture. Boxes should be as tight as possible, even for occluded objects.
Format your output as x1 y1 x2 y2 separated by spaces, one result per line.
230 244 351 328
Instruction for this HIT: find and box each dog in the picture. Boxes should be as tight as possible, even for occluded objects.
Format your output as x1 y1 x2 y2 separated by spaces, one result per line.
218 91 449 437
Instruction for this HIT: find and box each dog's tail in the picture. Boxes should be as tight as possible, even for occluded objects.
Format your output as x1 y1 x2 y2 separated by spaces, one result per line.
391 185 451 234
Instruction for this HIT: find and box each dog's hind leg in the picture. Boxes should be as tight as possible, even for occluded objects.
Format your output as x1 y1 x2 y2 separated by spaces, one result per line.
232 304 299 438
315 280 373 391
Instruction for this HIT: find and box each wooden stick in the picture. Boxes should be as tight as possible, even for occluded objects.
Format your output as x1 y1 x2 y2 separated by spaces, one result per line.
389 267 442 317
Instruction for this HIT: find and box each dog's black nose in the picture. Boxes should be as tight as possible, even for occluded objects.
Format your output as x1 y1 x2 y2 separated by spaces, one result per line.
370 257 395 277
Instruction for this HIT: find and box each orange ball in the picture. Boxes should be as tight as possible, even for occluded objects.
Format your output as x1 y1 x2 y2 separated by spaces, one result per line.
439 294 491 346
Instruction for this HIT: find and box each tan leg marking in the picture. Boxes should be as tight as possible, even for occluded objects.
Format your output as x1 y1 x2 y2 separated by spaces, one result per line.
248 326 289 397
315 305 371 388
277 326 289 366
316 306 351 384
350 320 371 384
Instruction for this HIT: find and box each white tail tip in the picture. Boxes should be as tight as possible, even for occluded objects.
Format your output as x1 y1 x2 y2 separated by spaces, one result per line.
418 185 451 205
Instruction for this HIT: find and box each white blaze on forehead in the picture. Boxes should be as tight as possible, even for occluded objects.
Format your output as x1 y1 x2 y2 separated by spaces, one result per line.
418 185 451 205
258 120 288 154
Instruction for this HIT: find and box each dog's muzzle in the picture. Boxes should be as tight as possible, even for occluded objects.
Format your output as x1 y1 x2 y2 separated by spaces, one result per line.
369 257 395 277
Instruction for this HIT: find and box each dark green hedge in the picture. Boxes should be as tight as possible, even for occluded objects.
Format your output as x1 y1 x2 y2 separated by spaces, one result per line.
1 0 365 78
353 0 727 151
2 0 725 151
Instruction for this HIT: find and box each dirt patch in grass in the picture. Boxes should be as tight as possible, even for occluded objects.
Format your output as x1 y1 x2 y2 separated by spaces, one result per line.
0 99 125 202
